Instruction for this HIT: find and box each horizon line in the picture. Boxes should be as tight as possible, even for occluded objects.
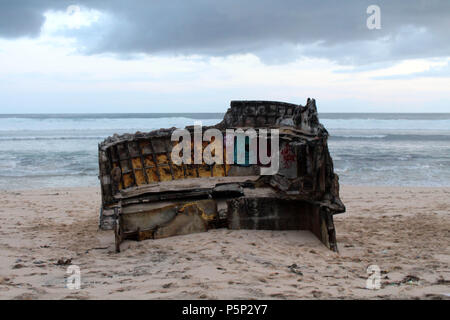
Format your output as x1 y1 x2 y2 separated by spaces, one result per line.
1 112 450 115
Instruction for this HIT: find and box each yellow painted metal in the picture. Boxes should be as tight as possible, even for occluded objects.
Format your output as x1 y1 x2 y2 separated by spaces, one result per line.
159 165 172 181
178 201 216 222
111 135 234 190
131 157 142 169
144 155 155 167
135 169 146 185
156 153 169 164
122 173 134 189
145 167 159 182
212 164 226 177
172 164 185 180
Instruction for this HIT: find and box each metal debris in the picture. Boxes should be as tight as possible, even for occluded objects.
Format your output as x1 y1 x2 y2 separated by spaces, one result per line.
97 99 345 252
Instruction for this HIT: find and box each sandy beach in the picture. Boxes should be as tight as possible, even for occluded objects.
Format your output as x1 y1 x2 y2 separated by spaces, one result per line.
0 185 448 300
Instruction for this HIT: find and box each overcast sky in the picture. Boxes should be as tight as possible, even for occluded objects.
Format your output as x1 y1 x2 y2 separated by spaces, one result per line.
0 0 449 113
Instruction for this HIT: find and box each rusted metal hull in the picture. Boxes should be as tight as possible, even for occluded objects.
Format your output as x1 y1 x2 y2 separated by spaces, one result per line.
98 99 345 252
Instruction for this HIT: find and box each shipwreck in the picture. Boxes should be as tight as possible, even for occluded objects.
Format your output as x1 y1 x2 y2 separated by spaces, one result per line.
98 99 345 252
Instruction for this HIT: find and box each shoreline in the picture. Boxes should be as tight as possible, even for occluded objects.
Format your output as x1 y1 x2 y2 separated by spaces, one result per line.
1 183 450 193
0 185 448 299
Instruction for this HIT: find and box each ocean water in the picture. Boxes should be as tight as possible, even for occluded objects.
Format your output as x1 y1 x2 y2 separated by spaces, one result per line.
0 113 449 190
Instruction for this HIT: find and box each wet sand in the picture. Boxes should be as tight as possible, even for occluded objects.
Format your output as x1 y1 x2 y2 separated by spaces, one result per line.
0 185 448 299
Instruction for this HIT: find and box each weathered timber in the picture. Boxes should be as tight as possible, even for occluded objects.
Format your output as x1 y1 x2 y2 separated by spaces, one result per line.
98 98 345 252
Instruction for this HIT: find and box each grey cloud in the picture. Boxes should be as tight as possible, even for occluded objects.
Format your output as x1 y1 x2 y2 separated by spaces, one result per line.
0 0 68 38
1 0 449 64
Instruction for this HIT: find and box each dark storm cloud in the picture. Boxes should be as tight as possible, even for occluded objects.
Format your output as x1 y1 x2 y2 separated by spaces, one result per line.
1 0 449 64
